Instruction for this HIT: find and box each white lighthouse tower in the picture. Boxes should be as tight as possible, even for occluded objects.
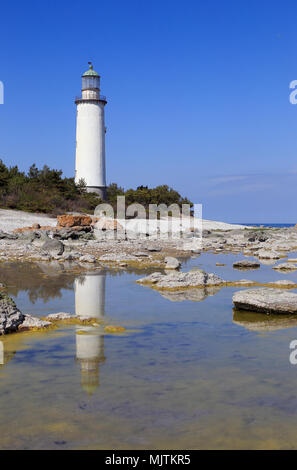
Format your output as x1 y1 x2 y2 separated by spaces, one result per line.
75 62 107 199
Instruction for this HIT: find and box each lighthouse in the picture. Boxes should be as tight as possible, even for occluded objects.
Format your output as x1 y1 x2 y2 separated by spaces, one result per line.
75 63 107 199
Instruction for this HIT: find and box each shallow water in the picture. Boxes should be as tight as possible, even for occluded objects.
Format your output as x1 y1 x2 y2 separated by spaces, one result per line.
1 256 297 449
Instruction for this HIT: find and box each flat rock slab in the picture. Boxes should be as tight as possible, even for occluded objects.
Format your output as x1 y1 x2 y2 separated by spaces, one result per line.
272 263 297 271
257 250 281 259
233 260 260 269
18 315 52 331
137 269 225 290
233 288 297 314
45 312 100 324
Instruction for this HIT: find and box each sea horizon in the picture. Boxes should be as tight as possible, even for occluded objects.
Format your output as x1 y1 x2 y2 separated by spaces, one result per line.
236 223 296 228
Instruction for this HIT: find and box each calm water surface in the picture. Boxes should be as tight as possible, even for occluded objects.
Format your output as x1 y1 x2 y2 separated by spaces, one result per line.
1 254 297 449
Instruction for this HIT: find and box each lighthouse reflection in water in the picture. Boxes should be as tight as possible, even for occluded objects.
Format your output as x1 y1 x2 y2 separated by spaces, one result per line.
75 271 106 395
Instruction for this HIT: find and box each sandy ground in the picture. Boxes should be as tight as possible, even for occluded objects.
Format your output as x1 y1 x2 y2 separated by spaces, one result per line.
0 209 56 232
0 208 248 233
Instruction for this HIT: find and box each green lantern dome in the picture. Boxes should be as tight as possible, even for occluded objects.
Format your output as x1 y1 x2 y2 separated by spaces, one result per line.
82 62 100 77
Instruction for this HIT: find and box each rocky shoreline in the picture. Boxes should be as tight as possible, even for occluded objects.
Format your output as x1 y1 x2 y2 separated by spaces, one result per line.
0 213 296 269
1 212 297 333
0 292 128 336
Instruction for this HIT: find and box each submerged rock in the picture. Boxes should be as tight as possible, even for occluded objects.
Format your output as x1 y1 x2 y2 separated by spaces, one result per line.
104 325 126 333
232 279 258 286
233 288 297 314
233 259 260 269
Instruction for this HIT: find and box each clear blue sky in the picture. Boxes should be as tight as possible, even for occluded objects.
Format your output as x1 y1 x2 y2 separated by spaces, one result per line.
0 0 297 222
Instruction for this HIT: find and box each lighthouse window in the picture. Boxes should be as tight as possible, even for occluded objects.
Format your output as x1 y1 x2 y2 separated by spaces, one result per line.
82 76 99 90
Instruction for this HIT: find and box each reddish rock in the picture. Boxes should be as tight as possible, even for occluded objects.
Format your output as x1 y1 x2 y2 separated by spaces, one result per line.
57 214 92 228
13 225 54 233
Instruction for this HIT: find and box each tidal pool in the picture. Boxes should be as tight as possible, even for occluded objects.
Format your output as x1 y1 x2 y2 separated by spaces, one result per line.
1 256 297 449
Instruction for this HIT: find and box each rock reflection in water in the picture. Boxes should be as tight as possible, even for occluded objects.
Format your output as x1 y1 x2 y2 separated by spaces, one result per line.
259 259 277 266
233 309 297 332
0 261 75 303
159 286 222 302
75 272 107 394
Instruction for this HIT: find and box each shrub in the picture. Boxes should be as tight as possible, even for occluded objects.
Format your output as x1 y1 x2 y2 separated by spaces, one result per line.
0 160 193 215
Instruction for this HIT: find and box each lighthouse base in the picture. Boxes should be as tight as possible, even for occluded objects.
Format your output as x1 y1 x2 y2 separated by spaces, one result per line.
86 186 107 200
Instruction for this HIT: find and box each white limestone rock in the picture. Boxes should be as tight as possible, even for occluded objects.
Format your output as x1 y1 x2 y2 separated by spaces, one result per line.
137 269 225 290
233 288 297 314
272 263 297 271
257 250 280 259
46 312 73 321
164 257 181 270
18 314 52 331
